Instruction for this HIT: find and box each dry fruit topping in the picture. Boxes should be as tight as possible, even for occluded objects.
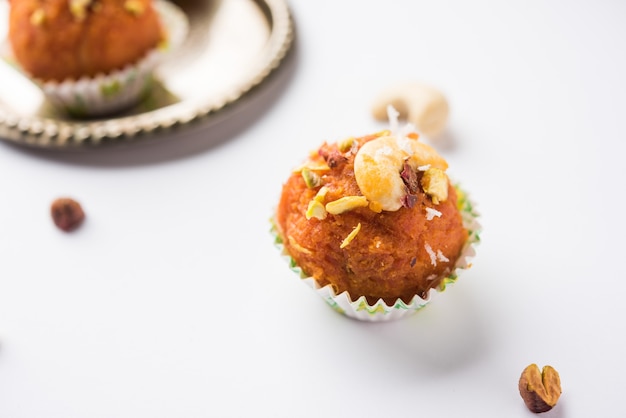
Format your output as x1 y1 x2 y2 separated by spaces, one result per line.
354 134 448 211
51 197 85 232
124 0 146 15
305 187 329 220
354 105 450 211
325 196 368 215
518 364 562 413
69 0 93 21
340 223 361 248
300 108 449 224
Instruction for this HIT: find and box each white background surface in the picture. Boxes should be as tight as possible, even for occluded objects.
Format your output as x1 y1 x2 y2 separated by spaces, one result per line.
1 0 625 417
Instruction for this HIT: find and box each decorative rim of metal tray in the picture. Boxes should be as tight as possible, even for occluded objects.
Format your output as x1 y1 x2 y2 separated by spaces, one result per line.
0 0 294 149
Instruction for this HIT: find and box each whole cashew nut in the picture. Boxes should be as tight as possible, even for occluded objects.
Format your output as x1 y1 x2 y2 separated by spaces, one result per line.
371 82 450 137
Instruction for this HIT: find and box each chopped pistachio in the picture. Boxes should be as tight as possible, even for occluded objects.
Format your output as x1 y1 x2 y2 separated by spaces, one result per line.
306 200 327 220
301 168 321 189
124 0 145 16
306 186 329 219
314 186 329 202
340 223 362 249
30 8 46 26
337 137 355 152
421 167 448 204
325 196 368 215
69 0 92 21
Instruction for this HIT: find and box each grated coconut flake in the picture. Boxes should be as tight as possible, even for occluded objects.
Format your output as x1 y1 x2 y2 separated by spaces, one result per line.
425 207 442 221
424 243 437 266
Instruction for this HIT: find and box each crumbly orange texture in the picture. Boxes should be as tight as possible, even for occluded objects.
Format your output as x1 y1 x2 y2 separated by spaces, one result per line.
8 0 163 81
275 133 468 305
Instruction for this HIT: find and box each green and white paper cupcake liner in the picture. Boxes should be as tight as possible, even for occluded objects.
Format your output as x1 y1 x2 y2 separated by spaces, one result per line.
273 184 481 322
2 0 188 117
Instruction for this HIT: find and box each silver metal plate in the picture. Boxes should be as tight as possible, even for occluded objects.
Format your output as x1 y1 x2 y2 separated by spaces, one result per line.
0 0 294 149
